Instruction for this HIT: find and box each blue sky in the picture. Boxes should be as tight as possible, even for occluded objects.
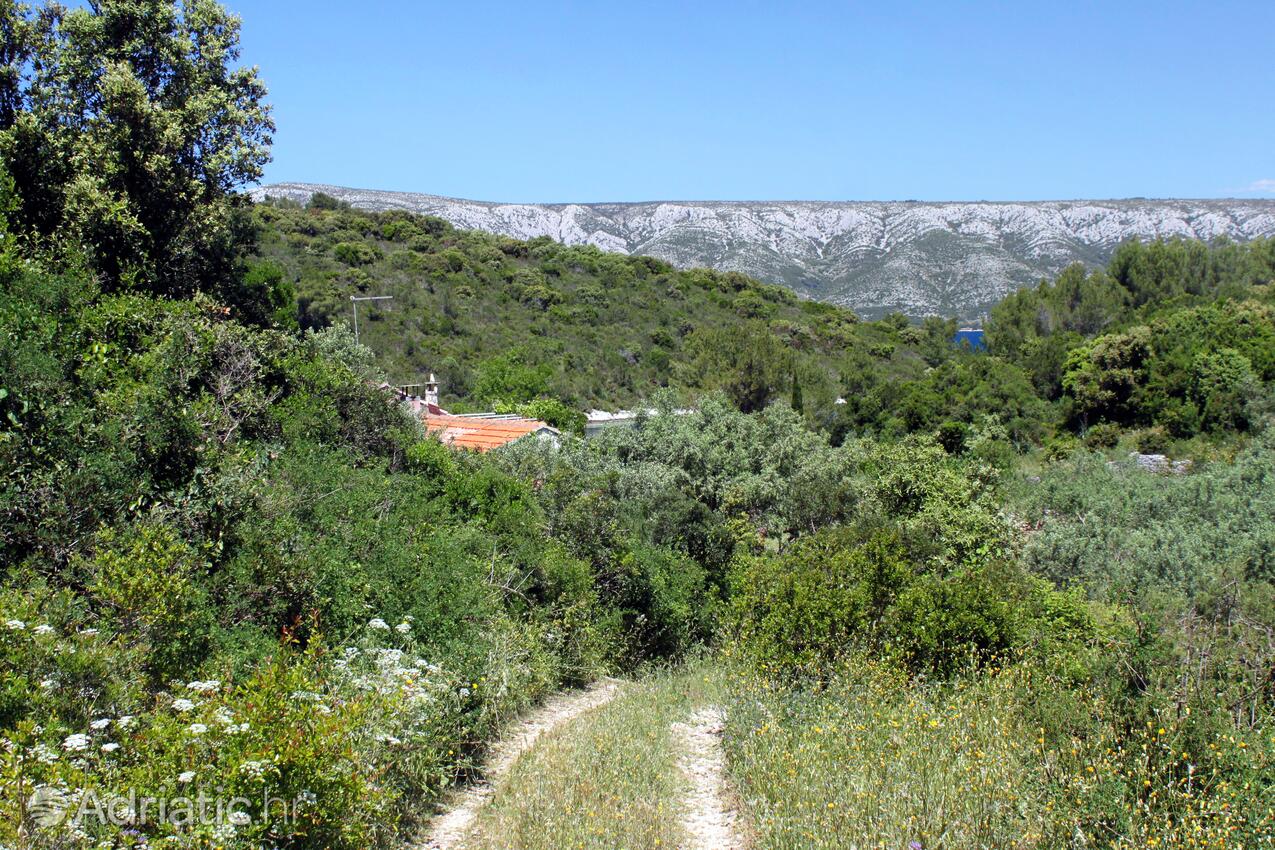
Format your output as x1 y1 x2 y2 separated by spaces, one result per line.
232 0 1275 203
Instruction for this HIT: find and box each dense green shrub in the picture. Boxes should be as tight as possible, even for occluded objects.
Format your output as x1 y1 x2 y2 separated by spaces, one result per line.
727 437 1033 674
87 524 213 684
499 397 586 435
727 526 1079 677
936 420 970 454
307 191 349 211
850 436 1009 569
886 564 1020 674
1082 421 1121 449
728 528 909 670
1016 434 1275 594
0 0 273 302
333 241 383 266
471 352 553 405
1062 301 1275 436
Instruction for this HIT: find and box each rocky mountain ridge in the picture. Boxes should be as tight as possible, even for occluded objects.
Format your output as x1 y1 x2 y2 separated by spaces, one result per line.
254 182 1275 318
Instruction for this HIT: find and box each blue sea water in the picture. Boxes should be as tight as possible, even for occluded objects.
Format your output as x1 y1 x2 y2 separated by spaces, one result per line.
953 328 986 351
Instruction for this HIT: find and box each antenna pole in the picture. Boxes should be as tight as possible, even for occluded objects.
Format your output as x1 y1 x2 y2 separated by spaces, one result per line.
349 295 393 346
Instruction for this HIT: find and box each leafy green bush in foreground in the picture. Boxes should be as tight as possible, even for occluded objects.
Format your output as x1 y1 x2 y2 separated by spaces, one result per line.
0 249 627 846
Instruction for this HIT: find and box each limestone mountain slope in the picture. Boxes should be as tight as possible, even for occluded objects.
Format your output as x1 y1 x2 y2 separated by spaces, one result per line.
254 183 1275 318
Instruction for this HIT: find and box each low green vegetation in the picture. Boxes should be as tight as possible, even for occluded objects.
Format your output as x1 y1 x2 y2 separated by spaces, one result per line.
718 433 1275 850
725 658 1060 849
1015 435 1275 597
725 652 1273 850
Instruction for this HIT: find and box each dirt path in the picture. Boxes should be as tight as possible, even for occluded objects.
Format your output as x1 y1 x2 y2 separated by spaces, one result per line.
417 678 623 850
672 705 746 850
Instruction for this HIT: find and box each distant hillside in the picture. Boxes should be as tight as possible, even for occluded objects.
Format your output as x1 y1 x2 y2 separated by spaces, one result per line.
253 183 1275 319
250 199 936 413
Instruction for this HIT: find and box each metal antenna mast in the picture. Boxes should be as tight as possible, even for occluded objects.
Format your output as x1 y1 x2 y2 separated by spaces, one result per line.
349 295 393 346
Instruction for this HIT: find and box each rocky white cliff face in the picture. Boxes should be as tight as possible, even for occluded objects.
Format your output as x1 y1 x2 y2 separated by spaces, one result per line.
253 183 1275 318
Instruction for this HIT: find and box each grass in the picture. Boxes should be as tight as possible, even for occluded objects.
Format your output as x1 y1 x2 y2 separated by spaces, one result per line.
721 655 1274 850
723 657 1056 850
445 652 1273 850
468 663 722 850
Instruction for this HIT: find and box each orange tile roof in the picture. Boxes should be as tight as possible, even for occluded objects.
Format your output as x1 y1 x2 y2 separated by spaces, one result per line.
423 414 554 452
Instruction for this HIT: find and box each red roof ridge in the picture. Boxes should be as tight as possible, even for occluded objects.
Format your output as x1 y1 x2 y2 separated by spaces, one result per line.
421 411 559 452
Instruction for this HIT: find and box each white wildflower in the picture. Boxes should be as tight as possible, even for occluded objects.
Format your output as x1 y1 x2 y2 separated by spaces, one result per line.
62 734 90 752
228 811 251 827
33 624 55 636
90 718 111 731
187 723 208 736
100 742 120 753
32 743 59 764
239 760 268 778
367 618 390 630
186 680 220 694
116 715 135 729
5 619 25 631
77 628 98 637
177 771 196 784
343 646 360 659
39 678 56 691
171 698 195 713
395 622 411 633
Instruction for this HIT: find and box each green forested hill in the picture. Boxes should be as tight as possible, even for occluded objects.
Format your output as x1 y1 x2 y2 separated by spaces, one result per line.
251 197 1275 450
252 196 928 413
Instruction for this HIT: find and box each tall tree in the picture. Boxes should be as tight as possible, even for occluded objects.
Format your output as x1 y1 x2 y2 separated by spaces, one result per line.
0 0 273 299
679 322 793 413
